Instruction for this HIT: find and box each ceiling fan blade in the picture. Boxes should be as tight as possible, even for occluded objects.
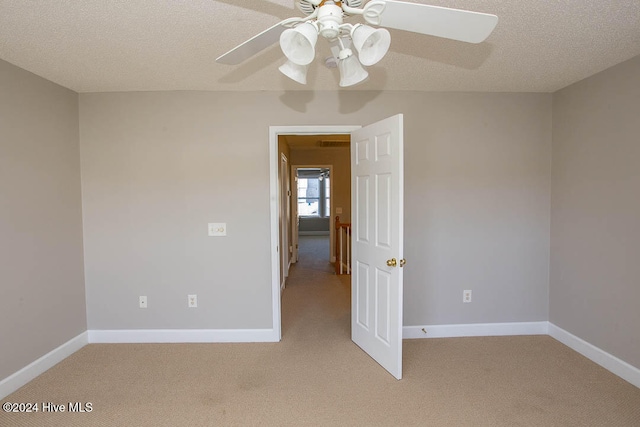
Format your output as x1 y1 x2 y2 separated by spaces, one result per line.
216 21 290 65
376 0 498 44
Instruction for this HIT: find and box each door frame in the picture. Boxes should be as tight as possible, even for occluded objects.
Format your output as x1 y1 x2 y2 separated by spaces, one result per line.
269 125 360 340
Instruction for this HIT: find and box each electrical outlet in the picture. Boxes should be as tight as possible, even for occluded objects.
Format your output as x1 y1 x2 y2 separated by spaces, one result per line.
463 290 472 303
188 294 197 308
139 296 147 308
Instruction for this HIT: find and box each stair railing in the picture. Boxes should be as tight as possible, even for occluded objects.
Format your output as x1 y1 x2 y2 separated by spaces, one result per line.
335 216 352 275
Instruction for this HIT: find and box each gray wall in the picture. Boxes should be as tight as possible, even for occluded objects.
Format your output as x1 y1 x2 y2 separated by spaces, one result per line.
551 55 640 368
79 91 552 330
0 60 85 381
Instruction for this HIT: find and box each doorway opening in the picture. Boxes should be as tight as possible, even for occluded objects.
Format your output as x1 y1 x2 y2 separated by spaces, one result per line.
269 125 359 340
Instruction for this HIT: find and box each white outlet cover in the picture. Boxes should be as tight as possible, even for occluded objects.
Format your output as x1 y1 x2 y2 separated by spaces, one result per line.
188 294 197 308
208 223 226 236
463 290 472 303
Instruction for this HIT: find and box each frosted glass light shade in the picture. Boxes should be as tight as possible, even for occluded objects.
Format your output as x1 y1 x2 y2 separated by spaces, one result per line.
352 25 390 66
280 22 318 66
279 60 308 84
338 54 368 87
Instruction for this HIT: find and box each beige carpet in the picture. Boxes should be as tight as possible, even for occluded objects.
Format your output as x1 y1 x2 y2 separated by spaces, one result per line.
294 234 334 274
2 236 639 426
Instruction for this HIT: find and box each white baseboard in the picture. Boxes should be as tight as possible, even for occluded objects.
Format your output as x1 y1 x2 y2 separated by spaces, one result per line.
0 331 88 399
548 323 640 389
3 323 637 400
403 321 549 339
88 328 279 343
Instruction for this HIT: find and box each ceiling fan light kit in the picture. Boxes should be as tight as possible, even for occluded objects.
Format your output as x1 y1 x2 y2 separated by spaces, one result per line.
338 51 369 87
280 21 319 66
217 0 499 88
351 24 391 66
278 60 309 84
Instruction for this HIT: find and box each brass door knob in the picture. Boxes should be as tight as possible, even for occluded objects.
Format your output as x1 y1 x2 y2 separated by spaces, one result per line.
400 259 406 267
386 258 397 267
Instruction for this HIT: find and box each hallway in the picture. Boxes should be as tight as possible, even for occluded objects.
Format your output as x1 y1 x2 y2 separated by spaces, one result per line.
281 235 351 340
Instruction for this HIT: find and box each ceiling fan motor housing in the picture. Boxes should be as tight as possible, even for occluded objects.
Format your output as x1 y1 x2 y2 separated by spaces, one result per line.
317 3 344 39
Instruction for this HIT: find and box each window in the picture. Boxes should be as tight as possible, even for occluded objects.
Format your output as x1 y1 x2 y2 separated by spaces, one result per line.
297 169 330 218
297 177 319 216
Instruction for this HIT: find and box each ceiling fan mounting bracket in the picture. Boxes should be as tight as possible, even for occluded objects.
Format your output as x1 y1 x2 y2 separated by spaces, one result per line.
298 0 365 16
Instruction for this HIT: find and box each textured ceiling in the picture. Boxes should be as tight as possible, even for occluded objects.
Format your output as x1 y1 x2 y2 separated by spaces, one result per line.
1 0 639 93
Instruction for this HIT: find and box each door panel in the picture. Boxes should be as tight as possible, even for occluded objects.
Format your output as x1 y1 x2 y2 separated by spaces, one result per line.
351 114 404 380
356 261 370 329
375 269 391 344
376 173 392 248
356 176 370 243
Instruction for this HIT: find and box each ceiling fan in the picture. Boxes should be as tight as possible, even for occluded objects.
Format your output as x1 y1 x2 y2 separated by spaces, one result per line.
216 0 498 87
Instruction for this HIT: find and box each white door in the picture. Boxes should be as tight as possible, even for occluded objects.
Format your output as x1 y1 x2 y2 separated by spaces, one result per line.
279 153 290 290
351 114 404 379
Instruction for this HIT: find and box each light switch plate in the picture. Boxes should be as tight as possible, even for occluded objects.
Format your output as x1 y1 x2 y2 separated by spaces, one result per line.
208 223 226 236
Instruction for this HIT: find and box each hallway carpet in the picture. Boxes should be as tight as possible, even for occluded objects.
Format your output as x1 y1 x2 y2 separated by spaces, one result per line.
294 235 334 274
